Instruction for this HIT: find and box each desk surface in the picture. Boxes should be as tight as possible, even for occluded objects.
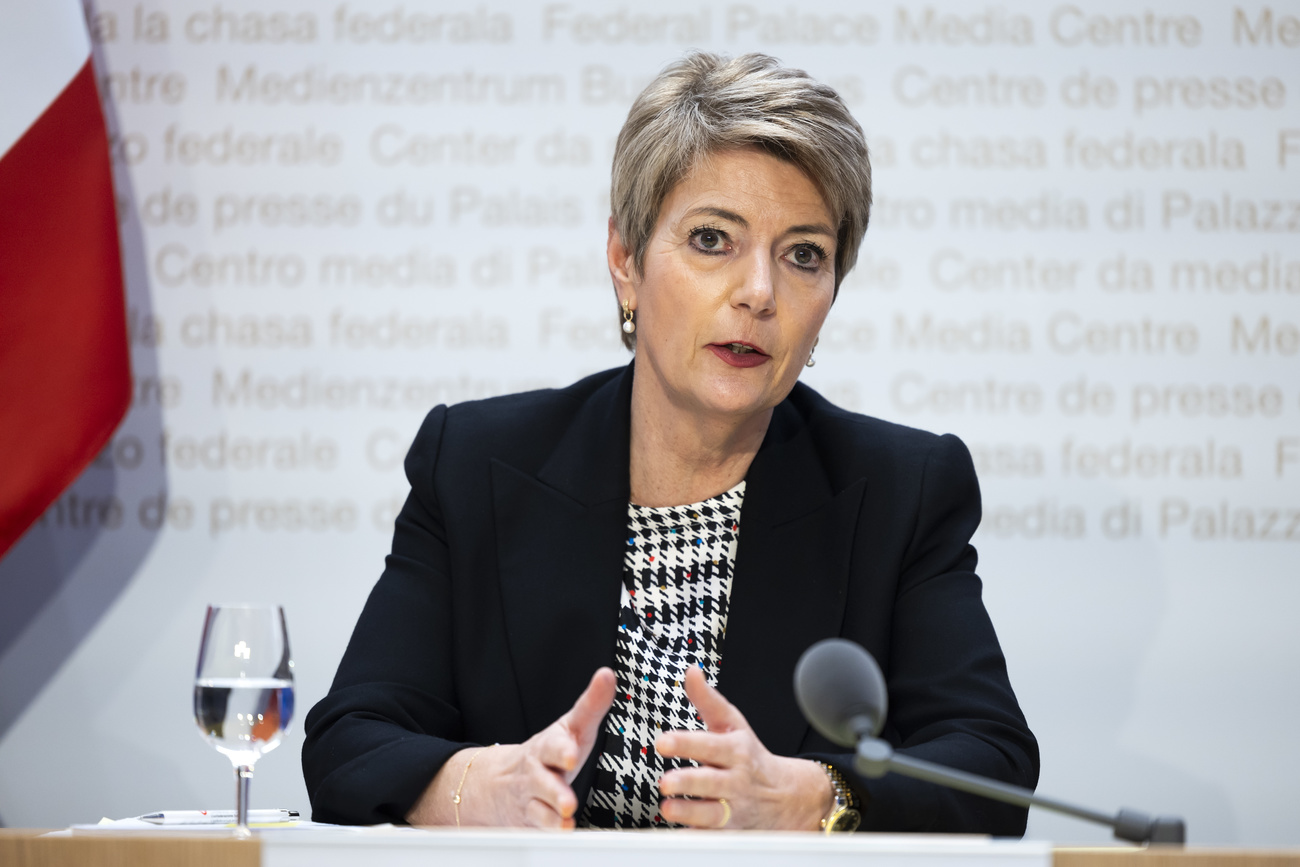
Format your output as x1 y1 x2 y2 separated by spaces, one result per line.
2 828 1298 867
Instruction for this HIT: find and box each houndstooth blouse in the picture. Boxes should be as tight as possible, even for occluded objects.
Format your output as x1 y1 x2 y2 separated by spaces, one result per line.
579 481 744 829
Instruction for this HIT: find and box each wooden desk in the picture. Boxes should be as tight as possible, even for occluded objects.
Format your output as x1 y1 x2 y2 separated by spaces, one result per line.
2 828 1297 867
0 828 256 867
1056 850 1300 867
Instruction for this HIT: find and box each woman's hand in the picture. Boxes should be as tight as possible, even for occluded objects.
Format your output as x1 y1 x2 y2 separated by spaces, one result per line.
406 667 616 829
656 666 833 830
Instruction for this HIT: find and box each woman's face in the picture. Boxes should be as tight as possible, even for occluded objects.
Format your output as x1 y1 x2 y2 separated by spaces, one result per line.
612 147 837 424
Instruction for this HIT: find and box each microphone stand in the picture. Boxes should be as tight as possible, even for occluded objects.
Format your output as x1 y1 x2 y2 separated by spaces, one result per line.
854 738 1186 845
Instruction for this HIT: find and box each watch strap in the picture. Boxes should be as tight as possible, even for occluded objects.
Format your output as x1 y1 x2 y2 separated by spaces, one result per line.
816 761 861 833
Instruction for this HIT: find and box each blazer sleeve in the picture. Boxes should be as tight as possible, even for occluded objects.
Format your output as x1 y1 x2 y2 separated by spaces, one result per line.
301 405 477 824
807 433 1040 835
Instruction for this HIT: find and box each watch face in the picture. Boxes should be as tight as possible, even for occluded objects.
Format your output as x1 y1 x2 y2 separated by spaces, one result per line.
828 808 862 833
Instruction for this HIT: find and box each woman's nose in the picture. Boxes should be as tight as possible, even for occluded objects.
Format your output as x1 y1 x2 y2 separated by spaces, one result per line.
730 253 776 315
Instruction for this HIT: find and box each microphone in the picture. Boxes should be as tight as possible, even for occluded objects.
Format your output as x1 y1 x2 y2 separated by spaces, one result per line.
794 638 1186 845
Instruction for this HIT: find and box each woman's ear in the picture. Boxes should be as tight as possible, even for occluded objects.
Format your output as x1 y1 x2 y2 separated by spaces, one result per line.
607 216 638 306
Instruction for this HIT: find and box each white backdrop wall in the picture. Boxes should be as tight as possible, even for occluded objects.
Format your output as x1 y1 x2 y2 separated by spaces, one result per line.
1 0 1297 844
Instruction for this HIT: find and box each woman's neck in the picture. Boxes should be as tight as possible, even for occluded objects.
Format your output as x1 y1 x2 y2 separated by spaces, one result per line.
627 370 772 508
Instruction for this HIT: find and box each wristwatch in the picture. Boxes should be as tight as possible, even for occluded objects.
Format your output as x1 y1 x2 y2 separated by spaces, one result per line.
817 761 861 833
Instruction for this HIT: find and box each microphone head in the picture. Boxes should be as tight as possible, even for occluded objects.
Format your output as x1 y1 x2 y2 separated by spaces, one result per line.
794 638 888 747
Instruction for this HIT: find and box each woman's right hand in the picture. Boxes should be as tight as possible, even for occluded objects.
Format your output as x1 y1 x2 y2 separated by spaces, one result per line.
406 667 616 829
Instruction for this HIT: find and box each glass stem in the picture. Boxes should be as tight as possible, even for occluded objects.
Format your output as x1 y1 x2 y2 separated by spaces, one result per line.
235 764 253 836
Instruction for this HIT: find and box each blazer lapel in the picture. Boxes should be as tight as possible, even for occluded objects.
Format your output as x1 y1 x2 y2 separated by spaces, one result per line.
492 366 632 734
718 400 866 758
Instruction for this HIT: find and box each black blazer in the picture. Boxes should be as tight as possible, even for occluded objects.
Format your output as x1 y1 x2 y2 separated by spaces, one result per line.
303 363 1039 833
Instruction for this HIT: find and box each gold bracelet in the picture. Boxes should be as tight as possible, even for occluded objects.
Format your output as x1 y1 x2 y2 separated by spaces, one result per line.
452 745 494 828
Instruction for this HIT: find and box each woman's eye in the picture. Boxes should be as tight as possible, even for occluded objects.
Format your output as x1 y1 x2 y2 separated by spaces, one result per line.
695 230 723 250
790 245 824 269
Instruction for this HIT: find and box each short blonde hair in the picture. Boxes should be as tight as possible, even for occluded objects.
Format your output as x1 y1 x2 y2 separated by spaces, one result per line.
612 52 872 349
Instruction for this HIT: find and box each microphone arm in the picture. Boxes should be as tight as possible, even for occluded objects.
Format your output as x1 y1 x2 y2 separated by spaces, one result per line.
794 640 1187 845
853 735 1186 845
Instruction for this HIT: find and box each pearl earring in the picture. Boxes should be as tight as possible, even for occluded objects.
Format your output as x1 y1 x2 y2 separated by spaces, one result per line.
806 336 819 367
622 299 636 334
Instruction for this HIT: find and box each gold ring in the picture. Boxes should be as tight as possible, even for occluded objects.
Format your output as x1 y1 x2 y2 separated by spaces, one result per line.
718 798 731 828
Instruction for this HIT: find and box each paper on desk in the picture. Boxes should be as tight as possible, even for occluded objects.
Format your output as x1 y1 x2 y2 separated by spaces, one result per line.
50 817 316 834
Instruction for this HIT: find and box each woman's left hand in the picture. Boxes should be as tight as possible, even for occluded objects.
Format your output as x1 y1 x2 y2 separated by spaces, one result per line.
655 666 834 830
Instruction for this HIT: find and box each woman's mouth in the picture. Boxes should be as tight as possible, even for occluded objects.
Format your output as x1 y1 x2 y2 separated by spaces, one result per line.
708 342 770 368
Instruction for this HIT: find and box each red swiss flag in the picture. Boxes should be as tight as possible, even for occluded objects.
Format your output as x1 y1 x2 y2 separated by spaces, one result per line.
0 57 129 558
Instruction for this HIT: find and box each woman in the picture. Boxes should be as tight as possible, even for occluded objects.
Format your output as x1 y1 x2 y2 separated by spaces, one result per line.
303 52 1038 834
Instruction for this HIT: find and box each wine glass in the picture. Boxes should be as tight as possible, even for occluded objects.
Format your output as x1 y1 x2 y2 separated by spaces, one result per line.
194 605 294 837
